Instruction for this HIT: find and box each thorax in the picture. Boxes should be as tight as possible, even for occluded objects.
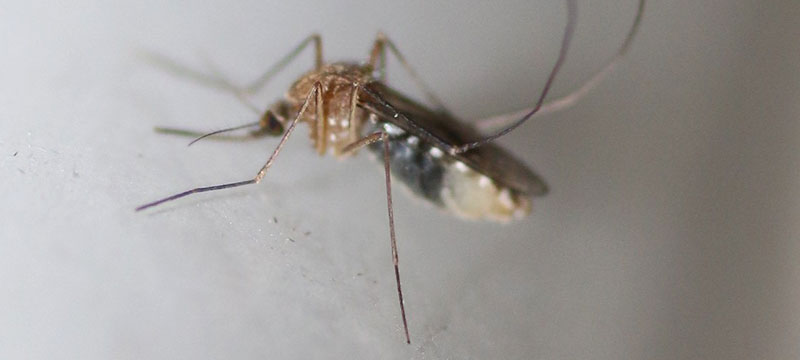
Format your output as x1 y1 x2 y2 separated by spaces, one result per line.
286 62 374 156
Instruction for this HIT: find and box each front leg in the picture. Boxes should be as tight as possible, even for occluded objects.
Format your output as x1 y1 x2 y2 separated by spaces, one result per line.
136 82 322 211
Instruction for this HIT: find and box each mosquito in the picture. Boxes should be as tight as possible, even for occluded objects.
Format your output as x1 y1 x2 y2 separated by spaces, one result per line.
136 0 645 344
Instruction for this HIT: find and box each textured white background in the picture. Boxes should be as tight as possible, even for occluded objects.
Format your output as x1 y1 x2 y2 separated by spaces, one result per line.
1 0 798 359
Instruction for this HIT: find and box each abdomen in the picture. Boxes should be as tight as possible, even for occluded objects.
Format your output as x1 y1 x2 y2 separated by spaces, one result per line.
368 122 531 222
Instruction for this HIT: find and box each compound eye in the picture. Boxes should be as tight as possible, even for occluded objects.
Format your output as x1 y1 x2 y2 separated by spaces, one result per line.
262 111 284 136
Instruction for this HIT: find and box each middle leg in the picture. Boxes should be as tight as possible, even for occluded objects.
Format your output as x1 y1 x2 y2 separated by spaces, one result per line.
342 131 411 344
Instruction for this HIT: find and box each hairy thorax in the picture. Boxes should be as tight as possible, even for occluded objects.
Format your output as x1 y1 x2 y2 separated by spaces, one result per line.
286 62 374 156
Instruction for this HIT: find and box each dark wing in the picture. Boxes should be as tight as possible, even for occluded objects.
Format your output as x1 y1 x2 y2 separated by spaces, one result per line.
358 82 548 196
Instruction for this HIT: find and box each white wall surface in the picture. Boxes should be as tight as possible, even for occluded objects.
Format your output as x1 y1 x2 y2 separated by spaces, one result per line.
1 0 798 359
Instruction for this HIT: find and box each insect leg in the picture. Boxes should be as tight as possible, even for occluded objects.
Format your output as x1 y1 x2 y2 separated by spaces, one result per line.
135 82 322 211
243 34 323 94
345 85 361 154
314 79 326 155
142 51 246 94
340 131 383 155
474 0 645 133
451 0 578 154
144 34 321 100
150 83 270 146
144 51 269 140
342 132 411 344
368 33 451 115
